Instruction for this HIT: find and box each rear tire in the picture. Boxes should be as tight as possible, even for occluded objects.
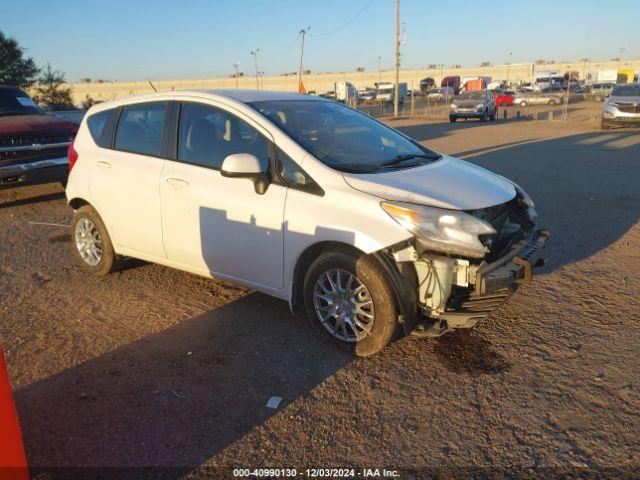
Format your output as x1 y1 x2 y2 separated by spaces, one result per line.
519 100 528 107
449 116 457 123
548 99 558 106
71 205 119 276
303 248 399 356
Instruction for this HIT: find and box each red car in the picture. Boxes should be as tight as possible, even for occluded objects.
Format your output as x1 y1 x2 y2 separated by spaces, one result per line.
495 93 514 107
1 85 78 190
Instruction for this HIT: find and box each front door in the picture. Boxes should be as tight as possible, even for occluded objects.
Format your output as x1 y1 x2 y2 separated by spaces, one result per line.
159 101 286 289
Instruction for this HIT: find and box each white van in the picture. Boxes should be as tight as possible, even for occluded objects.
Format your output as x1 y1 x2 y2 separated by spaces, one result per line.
66 90 548 355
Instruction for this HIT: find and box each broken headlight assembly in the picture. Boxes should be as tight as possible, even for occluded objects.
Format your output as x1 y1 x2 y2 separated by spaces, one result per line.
381 201 496 258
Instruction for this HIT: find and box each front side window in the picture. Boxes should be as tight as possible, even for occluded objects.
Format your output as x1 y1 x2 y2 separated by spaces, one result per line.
177 102 269 170
249 100 440 174
276 146 321 195
114 102 167 156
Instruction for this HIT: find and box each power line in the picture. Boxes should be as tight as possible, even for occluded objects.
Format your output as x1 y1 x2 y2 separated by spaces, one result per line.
309 0 375 37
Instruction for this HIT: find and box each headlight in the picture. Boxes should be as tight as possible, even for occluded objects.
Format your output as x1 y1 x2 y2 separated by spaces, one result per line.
451 104 458 109
476 103 485 110
381 201 496 258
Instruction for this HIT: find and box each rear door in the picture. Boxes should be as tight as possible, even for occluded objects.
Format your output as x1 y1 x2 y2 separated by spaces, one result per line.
89 101 169 259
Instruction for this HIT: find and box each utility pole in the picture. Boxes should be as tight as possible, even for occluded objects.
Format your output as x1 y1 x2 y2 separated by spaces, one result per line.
251 49 260 90
619 47 626 70
393 0 400 117
378 56 382 84
233 63 240 89
506 52 513 86
298 26 310 93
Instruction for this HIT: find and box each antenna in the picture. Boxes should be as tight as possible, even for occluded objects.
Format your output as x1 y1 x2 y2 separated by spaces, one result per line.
147 79 158 92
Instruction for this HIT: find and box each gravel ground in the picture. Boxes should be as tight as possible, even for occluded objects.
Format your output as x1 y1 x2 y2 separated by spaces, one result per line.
1 115 639 479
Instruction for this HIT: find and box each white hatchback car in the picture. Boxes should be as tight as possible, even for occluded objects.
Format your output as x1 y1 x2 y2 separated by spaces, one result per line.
66 90 548 356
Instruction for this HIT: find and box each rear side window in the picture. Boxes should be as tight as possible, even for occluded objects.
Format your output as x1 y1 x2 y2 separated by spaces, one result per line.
114 102 167 156
87 109 117 148
177 102 269 170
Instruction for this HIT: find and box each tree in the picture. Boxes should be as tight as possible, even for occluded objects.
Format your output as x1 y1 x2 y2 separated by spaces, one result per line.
31 64 75 111
0 31 39 87
80 94 101 109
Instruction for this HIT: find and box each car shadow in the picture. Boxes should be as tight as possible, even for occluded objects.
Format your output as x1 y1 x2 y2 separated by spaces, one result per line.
0 191 65 210
15 293 352 475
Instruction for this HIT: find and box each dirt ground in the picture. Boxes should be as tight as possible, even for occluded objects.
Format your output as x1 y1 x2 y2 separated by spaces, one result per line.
1 114 639 479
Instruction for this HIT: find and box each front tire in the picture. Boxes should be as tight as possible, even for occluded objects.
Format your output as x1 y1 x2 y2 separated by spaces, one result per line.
71 205 119 276
449 115 457 123
303 248 399 356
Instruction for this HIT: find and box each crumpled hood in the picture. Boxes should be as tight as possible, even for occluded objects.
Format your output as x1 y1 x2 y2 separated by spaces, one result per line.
342 155 516 210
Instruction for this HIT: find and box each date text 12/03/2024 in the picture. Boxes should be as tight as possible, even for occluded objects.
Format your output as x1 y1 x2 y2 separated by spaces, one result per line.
232 468 400 477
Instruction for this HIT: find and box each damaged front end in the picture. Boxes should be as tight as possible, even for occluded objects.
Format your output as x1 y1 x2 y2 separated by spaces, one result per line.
379 190 549 337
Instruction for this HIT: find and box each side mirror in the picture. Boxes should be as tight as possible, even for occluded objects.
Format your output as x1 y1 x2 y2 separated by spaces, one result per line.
220 153 270 194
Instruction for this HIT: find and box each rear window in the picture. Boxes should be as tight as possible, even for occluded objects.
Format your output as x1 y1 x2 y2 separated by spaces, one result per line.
87 108 117 148
114 102 167 156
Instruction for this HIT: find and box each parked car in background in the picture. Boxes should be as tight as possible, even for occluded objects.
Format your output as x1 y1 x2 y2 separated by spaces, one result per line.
358 88 376 102
449 90 496 122
495 93 514 107
426 87 454 101
0 85 77 190
590 82 615 102
601 83 640 130
376 82 407 104
66 90 547 356
513 92 562 107
441 76 461 95
419 77 435 94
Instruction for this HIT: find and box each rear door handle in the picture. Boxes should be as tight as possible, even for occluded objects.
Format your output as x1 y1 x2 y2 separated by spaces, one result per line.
165 177 189 188
96 161 111 169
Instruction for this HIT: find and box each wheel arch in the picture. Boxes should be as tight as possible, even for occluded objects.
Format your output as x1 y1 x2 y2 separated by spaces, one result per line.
290 241 418 334
68 197 90 211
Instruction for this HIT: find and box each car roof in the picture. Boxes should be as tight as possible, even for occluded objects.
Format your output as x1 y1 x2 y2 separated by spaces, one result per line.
188 89 323 103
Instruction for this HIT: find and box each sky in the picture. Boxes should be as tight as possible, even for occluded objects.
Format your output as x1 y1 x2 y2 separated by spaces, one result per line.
2 0 639 82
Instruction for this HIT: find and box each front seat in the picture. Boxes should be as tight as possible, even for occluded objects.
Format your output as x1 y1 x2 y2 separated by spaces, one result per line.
185 118 221 167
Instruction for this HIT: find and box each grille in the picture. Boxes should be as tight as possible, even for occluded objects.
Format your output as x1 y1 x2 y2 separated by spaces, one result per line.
0 132 73 165
615 102 640 114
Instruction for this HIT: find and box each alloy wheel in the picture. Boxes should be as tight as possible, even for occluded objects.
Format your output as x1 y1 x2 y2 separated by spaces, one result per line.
75 218 103 266
313 268 375 343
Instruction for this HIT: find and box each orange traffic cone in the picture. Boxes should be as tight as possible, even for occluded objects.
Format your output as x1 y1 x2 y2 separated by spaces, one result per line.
298 82 307 94
0 348 28 480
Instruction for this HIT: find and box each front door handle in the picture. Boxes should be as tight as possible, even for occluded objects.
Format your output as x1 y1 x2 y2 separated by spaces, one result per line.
165 177 189 188
96 161 111 169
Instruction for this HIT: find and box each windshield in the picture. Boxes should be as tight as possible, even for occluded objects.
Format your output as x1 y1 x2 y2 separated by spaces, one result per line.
0 88 43 116
249 100 440 173
459 91 484 100
611 84 640 97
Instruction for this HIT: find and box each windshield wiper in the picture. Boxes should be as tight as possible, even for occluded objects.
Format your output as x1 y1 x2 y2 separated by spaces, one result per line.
377 153 441 169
